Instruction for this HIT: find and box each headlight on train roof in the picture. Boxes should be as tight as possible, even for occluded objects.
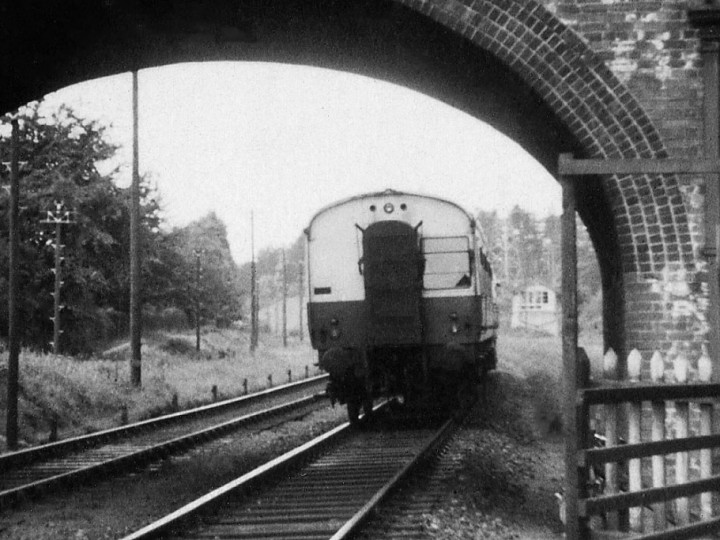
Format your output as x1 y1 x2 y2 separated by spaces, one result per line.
383 202 394 214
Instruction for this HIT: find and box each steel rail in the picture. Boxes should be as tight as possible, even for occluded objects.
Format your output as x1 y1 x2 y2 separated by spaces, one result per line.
120 408 379 540
330 416 456 540
0 374 327 472
121 402 459 540
0 379 328 509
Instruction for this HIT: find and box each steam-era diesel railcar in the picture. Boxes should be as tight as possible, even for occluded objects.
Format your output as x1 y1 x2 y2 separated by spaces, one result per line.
305 189 498 422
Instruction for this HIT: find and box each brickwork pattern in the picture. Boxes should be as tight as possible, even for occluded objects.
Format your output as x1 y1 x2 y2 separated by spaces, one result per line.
395 0 703 357
398 0 693 274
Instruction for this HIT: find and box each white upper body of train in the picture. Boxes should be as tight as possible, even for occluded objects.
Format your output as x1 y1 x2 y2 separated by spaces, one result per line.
305 189 497 353
306 189 494 303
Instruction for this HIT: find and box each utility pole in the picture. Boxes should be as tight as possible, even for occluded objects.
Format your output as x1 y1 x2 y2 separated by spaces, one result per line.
298 262 304 342
250 211 258 352
194 249 203 351
282 249 287 347
129 69 142 387
40 202 74 355
502 219 510 292
5 115 20 450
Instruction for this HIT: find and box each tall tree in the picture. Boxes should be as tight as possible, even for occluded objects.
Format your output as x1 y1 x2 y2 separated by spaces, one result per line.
171 212 243 327
0 102 160 352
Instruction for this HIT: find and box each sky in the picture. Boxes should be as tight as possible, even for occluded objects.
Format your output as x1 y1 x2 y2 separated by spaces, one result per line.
41 62 560 264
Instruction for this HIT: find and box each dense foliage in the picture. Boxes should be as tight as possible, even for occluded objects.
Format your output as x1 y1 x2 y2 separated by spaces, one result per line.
166 212 243 328
476 205 601 314
0 103 242 353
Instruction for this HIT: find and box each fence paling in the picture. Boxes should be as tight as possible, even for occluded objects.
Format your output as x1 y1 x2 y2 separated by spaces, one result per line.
699 345 714 520
651 351 666 531
675 349 691 527
584 345 719 536
676 400 691 525
601 348 621 530
628 349 643 531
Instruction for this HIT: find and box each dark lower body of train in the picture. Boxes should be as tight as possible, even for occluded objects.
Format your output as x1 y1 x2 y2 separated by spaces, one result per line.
308 221 497 422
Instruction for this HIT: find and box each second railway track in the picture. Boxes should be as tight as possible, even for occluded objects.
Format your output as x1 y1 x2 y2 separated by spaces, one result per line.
0 374 328 509
123 403 461 540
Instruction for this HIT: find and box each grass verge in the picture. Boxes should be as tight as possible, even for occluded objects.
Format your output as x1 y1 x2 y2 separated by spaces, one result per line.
0 328 320 448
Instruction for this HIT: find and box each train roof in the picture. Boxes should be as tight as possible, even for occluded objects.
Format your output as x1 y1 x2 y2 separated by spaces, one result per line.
305 189 475 231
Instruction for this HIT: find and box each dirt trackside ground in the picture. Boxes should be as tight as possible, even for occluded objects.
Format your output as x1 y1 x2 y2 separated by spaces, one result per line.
427 370 566 539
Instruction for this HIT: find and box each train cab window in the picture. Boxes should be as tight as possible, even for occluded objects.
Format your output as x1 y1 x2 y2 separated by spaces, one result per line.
421 236 471 290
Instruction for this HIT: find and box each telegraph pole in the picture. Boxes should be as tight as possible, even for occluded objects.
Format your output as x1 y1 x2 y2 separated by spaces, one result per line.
502 220 510 291
250 211 258 352
129 69 142 387
298 262 304 342
6 115 20 450
194 249 203 351
282 249 287 347
40 202 74 354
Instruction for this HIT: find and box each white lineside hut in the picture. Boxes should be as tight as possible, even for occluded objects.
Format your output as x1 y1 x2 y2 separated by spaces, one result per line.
510 284 559 335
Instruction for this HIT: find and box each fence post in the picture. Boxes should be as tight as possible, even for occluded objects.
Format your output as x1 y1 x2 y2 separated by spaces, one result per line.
267 374 273 388
603 348 620 531
650 350 666 531
211 384 218 402
288 369 292 384
243 378 248 395
699 344 714 520
673 345 690 526
305 365 309 379
627 348 643 532
559 174 588 539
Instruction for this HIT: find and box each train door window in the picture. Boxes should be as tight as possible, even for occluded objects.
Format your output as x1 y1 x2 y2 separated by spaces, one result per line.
422 236 471 289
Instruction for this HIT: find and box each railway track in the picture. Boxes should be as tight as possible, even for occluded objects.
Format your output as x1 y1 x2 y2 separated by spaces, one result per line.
0 374 328 509
122 402 461 540
353 434 465 539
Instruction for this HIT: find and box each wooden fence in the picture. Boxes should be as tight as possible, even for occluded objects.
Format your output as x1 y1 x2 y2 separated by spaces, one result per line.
575 345 720 539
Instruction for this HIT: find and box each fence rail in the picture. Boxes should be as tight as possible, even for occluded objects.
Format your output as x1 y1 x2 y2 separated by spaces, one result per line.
575 345 719 538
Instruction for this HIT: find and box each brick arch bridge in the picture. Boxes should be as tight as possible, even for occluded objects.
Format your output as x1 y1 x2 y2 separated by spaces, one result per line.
0 0 708 358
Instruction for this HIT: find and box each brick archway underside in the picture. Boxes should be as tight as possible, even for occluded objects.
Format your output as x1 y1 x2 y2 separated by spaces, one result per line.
1 0 694 351
401 0 692 276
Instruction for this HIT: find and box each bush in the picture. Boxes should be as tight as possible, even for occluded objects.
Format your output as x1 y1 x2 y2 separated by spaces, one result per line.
160 337 196 356
144 306 189 331
63 307 122 355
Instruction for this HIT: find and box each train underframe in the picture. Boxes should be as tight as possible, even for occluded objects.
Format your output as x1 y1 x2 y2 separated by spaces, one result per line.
319 340 497 423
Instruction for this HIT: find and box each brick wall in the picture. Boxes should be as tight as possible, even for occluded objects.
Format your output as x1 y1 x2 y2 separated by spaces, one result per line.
396 0 707 367
547 0 708 367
